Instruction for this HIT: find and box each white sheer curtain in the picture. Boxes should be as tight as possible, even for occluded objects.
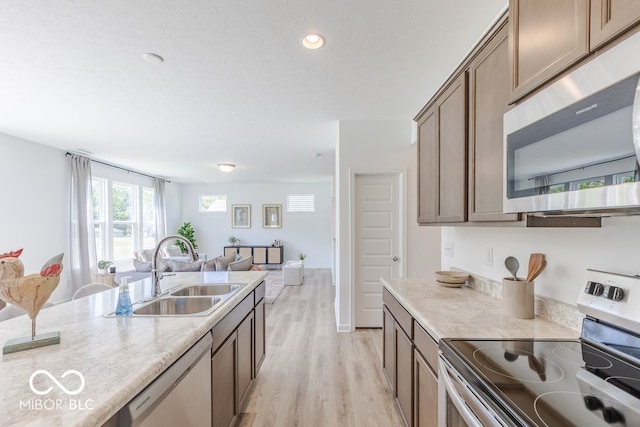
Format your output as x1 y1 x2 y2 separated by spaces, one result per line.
69 154 97 290
154 178 167 242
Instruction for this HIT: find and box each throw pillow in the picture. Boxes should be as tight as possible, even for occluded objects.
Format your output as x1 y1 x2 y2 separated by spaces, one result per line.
202 258 218 272
171 259 205 272
133 259 152 272
228 256 253 271
215 254 236 271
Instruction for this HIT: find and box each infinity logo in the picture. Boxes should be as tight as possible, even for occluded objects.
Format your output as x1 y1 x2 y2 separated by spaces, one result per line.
29 370 85 396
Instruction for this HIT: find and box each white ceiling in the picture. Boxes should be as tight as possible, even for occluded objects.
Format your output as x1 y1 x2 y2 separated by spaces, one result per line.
0 0 507 184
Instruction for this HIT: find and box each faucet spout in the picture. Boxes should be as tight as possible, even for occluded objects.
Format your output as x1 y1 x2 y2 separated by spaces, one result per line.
151 235 198 298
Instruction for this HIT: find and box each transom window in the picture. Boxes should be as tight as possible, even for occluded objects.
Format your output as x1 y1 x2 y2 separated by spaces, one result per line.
199 195 227 212
287 194 315 212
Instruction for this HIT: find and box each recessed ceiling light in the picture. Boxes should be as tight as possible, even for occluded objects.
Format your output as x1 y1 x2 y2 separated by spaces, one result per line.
301 33 326 50
217 163 236 173
142 53 164 64
313 152 323 158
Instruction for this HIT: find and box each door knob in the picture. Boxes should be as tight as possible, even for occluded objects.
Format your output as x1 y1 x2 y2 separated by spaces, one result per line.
392 256 399 262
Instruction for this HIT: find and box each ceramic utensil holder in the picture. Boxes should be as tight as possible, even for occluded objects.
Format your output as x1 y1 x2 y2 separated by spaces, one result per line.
502 277 534 319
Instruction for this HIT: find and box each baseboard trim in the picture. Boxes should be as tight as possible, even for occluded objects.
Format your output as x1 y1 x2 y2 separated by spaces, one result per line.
334 299 353 332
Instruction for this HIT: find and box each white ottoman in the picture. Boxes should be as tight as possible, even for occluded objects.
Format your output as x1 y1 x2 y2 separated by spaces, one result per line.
282 260 303 286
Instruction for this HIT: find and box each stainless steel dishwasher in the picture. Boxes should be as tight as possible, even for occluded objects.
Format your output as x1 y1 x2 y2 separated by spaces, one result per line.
118 332 213 427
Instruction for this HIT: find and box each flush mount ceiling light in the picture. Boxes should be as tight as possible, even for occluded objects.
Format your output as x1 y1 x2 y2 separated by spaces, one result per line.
301 33 326 50
217 163 236 173
142 53 164 64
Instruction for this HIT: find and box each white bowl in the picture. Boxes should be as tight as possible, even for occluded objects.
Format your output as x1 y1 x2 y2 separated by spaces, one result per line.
435 271 469 287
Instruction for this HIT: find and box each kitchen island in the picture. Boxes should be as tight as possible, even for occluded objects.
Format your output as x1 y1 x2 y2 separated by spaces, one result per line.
0 270 267 427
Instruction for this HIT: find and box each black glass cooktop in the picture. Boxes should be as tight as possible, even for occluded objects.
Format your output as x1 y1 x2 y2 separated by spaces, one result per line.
440 338 640 426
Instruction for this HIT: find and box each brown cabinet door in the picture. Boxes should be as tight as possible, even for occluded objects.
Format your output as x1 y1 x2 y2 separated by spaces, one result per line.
590 0 640 49
254 299 266 375
414 349 438 427
267 246 282 264
383 306 396 389
212 333 237 427
509 0 589 102
396 322 414 426
417 107 438 224
237 311 254 410
437 73 468 223
468 23 519 222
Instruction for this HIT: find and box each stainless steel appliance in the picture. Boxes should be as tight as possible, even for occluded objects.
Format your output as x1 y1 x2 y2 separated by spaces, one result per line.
117 332 213 427
439 270 640 426
503 30 640 216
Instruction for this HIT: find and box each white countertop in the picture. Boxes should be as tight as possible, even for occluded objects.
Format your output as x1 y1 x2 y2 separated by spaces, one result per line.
0 271 267 427
381 277 580 342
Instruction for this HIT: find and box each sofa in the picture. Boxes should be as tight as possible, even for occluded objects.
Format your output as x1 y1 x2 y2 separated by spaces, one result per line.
114 252 259 285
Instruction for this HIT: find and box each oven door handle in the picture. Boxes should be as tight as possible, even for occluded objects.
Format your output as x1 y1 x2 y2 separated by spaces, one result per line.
439 355 504 427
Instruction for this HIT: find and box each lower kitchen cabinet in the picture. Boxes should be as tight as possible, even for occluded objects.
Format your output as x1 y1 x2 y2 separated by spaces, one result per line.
211 333 237 427
383 288 439 427
211 281 266 427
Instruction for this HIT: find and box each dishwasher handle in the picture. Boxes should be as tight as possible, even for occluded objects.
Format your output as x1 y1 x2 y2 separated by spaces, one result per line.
121 332 213 425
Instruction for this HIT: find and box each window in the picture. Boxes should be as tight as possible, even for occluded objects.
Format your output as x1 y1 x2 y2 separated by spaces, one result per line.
199 195 227 212
286 194 315 212
92 177 155 266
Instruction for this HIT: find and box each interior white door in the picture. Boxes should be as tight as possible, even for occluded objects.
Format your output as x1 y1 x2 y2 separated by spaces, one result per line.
354 173 401 328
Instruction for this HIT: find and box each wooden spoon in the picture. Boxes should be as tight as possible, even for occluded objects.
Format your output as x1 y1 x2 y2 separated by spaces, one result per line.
526 253 544 282
527 257 547 282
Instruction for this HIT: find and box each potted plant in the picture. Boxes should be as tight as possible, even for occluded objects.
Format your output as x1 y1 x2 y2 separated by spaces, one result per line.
298 253 306 263
97 260 113 274
177 221 198 254
228 236 239 247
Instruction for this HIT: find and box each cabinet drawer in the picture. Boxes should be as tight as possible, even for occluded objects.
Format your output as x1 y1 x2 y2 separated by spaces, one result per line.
383 288 413 339
254 281 265 304
413 320 438 374
211 293 254 351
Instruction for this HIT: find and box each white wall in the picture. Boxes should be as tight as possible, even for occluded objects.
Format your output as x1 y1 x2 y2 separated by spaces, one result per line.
441 215 640 305
0 133 72 302
180 182 332 267
336 121 441 331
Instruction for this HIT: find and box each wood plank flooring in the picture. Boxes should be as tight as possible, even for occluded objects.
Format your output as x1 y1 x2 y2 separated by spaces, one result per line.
238 269 404 427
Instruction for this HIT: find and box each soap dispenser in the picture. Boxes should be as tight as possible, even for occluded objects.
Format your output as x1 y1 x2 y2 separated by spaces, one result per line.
115 276 133 316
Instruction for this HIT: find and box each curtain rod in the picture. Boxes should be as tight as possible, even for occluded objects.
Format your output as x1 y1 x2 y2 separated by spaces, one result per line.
65 152 171 183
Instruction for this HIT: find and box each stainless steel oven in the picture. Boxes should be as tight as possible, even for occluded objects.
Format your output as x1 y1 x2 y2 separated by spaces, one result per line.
438 270 640 427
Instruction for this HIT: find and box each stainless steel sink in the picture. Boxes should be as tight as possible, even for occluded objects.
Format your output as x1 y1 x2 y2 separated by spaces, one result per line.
169 283 242 297
132 297 221 316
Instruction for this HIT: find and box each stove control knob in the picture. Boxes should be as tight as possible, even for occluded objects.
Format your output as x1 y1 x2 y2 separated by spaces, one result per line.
604 286 624 302
602 406 624 424
588 282 604 296
584 395 603 411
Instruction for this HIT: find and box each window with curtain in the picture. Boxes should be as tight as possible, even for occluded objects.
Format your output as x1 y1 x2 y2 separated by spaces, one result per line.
92 176 155 268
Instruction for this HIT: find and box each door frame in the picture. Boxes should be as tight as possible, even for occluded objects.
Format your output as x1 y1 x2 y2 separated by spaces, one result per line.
349 169 407 329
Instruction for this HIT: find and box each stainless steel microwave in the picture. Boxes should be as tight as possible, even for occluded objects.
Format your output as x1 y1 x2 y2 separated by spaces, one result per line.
503 31 640 216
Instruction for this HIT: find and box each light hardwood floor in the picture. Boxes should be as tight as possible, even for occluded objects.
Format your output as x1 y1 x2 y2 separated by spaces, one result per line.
238 269 405 427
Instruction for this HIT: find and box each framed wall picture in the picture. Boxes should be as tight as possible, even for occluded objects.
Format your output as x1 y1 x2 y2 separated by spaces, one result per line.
262 204 282 228
232 204 251 228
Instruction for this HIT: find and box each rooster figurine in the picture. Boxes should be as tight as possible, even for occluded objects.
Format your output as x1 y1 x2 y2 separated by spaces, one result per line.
0 249 64 342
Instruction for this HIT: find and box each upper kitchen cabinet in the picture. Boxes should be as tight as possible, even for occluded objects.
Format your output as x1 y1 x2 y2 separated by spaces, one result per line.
509 0 640 102
590 0 640 49
468 21 519 222
509 0 589 102
416 72 468 224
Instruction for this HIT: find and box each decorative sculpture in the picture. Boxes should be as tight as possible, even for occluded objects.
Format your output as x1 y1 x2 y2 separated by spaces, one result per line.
0 249 64 354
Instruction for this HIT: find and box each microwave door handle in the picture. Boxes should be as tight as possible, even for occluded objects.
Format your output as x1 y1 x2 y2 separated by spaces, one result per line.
633 75 640 167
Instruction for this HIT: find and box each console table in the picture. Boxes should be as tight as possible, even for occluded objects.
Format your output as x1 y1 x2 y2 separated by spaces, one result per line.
224 245 283 266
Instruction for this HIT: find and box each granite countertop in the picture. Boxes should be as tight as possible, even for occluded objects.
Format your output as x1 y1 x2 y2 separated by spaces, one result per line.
0 271 267 427
381 277 580 342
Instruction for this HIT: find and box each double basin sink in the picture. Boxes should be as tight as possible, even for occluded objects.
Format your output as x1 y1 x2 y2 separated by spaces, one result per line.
109 283 244 317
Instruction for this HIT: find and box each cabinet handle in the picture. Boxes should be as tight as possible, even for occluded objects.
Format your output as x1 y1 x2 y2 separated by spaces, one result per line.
392 256 399 262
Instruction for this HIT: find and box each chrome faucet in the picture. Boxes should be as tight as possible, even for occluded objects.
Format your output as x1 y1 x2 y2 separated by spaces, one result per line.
151 235 198 298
